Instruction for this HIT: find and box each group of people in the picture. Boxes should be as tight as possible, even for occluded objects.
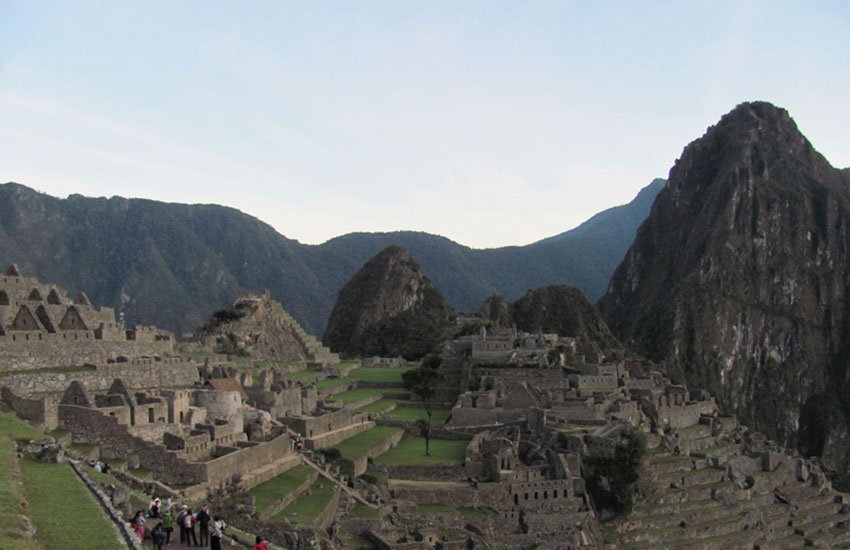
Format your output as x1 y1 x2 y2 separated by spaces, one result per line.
132 500 227 550
290 433 303 452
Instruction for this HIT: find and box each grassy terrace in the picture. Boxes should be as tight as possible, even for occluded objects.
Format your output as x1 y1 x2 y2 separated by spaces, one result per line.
374 434 467 466
282 370 320 380
249 465 314 511
347 503 380 519
271 477 338 524
331 427 402 460
329 361 360 370
0 412 42 550
357 399 398 414
315 377 350 390
21 459 124 550
384 407 451 423
348 367 413 383
331 387 386 404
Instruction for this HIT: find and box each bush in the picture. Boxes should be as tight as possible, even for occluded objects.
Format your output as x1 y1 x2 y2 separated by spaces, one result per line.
584 428 645 519
359 473 378 485
320 448 341 460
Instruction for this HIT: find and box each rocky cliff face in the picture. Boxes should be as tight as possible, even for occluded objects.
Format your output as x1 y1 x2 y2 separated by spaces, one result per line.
599 102 850 484
322 246 455 359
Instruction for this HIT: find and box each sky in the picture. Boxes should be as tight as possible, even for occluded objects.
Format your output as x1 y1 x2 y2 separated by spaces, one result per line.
1 1 848 249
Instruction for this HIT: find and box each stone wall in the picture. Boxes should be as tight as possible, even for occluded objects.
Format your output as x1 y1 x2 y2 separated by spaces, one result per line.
205 432 292 488
386 464 467 482
0 360 200 395
305 420 374 450
0 333 174 371
340 429 404 477
0 386 57 430
257 469 319 520
69 460 143 550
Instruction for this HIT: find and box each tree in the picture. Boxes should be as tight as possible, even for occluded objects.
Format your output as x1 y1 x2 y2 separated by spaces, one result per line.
402 367 444 456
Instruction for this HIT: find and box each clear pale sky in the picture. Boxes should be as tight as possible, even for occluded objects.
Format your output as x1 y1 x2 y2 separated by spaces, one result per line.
1 2 848 249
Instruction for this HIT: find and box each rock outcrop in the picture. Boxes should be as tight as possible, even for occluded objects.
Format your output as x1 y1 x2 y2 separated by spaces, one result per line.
197 290 337 363
322 246 455 360
599 101 850 485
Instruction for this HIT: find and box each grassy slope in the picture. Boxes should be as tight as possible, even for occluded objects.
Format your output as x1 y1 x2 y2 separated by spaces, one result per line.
0 412 42 550
331 427 402 460
20 459 124 550
374 434 467 466
249 465 314 511
270 478 338 525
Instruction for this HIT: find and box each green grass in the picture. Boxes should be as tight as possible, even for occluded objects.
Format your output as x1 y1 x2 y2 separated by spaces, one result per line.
21 459 123 550
384 407 451 423
347 367 413 383
331 427 402 460
315 377 350 390
330 388 386 404
282 370 320 380
0 412 42 550
347 503 380 519
356 399 398 414
374 434 467 466
271 478 338 525
329 361 359 370
249 465 314 511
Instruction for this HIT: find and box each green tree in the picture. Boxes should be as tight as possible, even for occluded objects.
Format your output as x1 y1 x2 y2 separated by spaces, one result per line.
584 428 646 518
402 367 444 456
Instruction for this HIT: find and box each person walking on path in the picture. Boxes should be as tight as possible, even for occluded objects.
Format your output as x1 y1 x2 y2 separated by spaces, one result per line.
176 506 188 544
161 507 175 544
184 507 199 547
151 522 166 550
197 504 211 546
210 516 223 550
132 510 146 540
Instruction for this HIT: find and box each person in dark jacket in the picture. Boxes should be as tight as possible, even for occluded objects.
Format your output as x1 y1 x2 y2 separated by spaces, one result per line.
197 504 211 546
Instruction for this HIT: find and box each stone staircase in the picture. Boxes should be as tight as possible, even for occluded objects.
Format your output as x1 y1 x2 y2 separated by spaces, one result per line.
608 429 850 550
278 310 339 363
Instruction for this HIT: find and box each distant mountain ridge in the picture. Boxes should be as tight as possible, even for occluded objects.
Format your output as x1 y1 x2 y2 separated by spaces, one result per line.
0 178 662 336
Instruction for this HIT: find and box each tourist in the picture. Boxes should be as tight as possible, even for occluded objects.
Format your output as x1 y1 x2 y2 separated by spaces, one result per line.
131 510 146 539
102 462 111 474
149 497 161 518
197 504 211 546
252 535 268 550
210 516 223 550
184 507 199 546
161 506 175 544
177 505 188 544
93 461 102 473
152 522 166 550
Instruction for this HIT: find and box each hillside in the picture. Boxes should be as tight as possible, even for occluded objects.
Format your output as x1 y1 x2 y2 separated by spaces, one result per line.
0 179 662 336
322 245 455 359
599 101 850 485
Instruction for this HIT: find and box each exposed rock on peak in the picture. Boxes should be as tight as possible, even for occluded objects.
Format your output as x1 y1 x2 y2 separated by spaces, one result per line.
196 289 337 363
599 101 850 486
322 246 455 360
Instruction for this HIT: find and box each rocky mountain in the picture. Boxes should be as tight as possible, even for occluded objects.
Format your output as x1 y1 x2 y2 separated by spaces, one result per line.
477 286 622 357
0 179 662 336
322 246 455 359
194 290 337 363
599 101 850 484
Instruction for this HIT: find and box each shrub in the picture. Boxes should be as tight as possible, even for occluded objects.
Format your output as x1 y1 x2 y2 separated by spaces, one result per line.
584 428 646 519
